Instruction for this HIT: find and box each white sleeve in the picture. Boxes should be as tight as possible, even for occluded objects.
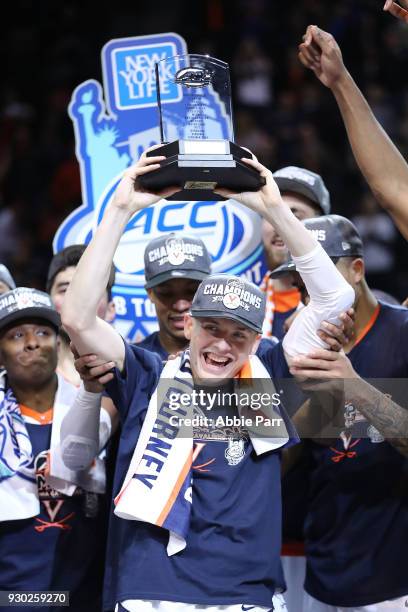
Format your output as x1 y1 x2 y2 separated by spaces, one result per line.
282 243 355 358
60 386 111 471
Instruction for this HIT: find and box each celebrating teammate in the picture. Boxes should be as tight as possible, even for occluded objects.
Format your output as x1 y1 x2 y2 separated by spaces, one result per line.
60 146 354 612
0 288 111 611
137 233 212 359
273 214 408 611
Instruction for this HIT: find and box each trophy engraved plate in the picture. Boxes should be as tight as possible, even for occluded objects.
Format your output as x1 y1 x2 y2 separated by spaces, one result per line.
139 54 266 201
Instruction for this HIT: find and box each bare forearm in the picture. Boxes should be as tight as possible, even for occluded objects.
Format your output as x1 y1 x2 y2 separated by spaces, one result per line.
61 204 131 366
332 71 408 238
345 378 408 456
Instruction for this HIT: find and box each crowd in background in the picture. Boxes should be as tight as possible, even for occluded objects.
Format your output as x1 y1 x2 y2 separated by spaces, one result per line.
1 0 408 297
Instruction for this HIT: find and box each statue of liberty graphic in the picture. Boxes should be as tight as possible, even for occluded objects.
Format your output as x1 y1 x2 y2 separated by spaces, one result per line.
76 88 131 210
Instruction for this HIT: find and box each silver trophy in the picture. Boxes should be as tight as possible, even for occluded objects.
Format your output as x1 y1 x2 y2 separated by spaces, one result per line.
139 54 265 201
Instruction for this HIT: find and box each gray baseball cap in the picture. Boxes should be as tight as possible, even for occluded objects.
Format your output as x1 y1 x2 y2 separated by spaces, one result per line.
271 215 364 278
0 287 61 333
0 264 16 291
273 166 331 215
144 233 212 289
191 274 266 333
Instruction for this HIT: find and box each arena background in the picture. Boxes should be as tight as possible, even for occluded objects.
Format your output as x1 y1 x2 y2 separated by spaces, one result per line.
1 0 408 300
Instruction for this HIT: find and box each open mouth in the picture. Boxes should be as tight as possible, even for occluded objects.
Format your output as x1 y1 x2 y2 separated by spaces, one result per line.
203 352 233 370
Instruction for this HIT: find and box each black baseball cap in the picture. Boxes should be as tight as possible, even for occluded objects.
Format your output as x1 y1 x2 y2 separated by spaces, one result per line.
0 264 16 291
144 233 212 289
47 244 116 295
191 274 266 333
271 215 364 278
273 166 331 215
0 288 61 333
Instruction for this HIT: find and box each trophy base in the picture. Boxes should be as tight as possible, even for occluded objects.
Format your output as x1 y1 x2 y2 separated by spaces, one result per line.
139 140 266 201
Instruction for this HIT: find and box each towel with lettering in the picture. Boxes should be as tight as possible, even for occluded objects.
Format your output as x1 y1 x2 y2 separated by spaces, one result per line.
114 351 293 555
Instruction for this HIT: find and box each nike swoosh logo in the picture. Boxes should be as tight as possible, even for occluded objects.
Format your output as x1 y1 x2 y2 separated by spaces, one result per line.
241 607 256 611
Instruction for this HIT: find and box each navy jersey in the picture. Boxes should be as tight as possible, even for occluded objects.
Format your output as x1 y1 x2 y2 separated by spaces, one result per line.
103 340 298 610
304 302 408 606
0 412 107 612
136 331 168 361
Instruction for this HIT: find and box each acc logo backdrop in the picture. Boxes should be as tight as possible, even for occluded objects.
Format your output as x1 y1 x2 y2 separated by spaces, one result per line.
53 33 266 340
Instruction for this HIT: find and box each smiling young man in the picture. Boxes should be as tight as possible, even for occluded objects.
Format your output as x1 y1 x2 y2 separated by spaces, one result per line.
61 147 353 612
0 287 110 612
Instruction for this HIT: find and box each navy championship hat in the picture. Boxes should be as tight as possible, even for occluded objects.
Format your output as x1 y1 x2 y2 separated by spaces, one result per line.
144 233 212 289
0 288 61 333
271 214 364 278
191 274 266 333
273 166 331 215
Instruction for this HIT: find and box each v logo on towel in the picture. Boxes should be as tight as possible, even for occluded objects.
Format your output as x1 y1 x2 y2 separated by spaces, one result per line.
0 372 106 522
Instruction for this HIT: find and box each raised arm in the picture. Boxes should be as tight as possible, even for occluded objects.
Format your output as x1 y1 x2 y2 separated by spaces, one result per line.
298 24 408 240
216 159 354 359
216 157 320 256
61 149 177 370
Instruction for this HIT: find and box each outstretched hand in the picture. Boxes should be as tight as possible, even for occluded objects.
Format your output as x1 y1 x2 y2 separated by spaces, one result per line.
298 25 347 89
110 144 179 214
383 0 408 22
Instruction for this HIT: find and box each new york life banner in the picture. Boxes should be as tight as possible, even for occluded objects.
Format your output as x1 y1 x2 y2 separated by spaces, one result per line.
53 33 266 341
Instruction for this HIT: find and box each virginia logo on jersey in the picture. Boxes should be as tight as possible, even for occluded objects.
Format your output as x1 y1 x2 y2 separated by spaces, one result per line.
225 438 246 466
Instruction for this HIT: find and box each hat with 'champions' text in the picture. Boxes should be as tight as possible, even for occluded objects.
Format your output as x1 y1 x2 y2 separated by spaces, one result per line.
0 288 61 333
191 274 266 333
271 214 364 278
144 233 212 289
